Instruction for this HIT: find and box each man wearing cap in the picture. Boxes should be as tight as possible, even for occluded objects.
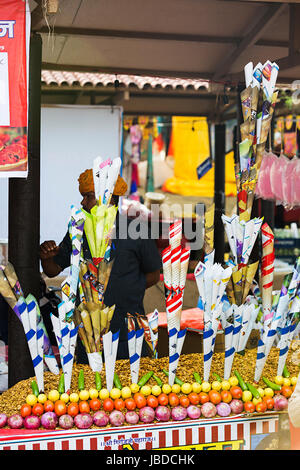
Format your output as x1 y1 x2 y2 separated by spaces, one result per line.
40 168 161 360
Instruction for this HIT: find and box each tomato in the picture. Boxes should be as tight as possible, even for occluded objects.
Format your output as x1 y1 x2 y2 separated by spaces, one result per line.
114 398 125 411
230 386 243 399
179 396 190 408
44 400 54 413
20 404 32 418
220 390 232 404
103 398 114 412
54 400 67 417
199 392 209 405
125 398 136 411
79 400 90 414
244 401 255 413
147 395 159 409
264 397 274 410
188 392 199 405
256 402 267 413
32 403 44 416
208 390 221 405
134 393 147 409
281 386 293 398
168 393 180 407
67 402 79 417
157 393 169 407
89 398 101 411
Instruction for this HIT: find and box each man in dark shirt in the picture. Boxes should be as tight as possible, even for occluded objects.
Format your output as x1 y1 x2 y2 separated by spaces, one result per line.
39 170 161 360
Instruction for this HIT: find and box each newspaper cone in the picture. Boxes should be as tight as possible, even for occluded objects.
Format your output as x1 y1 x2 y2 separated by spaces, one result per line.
204 204 215 255
74 308 91 353
89 303 102 352
147 309 159 359
168 328 187 386
162 246 172 299
25 299 44 392
254 328 276 382
63 322 79 391
194 261 206 308
135 313 153 356
277 323 297 377
166 292 182 333
261 223 275 328
81 310 96 353
128 328 144 384
103 330 119 391
224 324 234 380
242 261 259 303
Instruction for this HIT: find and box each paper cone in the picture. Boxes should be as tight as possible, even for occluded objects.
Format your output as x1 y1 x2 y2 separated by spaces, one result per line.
135 313 153 355
74 308 91 353
224 324 234 380
242 261 259 303
168 328 187 386
81 310 96 353
103 330 119 391
261 223 275 328
0 269 18 311
162 246 172 298
240 86 252 122
166 292 182 333
89 304 101 352
179 248 190 293
147 309 159 359
3 262 23 299
232 266 244 306
277 323 297 376
171 245 181 294
204 204 215 255
128 328 144 384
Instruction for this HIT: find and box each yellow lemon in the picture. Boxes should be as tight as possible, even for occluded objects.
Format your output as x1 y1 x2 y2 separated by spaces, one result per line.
60 393 70 403
229 376 239 387
130 383 140 394
181 383 192 395
48 390 60 402
151 385 162 396
212 381 222 391
69 393 79 403
110 388 121 399
221 380 231 391
162 384 172 394
192 382 202 393
140 385 152 396
242 390 252 402
282 378 291 387
264 388 274 397
37 393 47 404
26 394 38 406
121 387 132 399
171 384 181 394
274 376 283 386
252 397 262 406
99 389 110 400
79 390 90 401
201 381 211 393
257 387 264 398
291 376 298 386
89 388 99 399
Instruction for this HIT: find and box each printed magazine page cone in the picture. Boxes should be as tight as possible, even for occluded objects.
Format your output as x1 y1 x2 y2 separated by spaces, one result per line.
3 261 23 299
74 308 91 354
147 309 159 359
224 324 234 380
237 305 251 352
88 303 102 351
0 268 18 311
135 313 154 356
80 309 96 353
204 203 215 256
242 261 259 303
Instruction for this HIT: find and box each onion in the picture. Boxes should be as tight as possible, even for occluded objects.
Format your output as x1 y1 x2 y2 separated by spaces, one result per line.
24 415 41 430
139 406 155 424
216 402 231 417
230 399 244 415
58 414 74 429
171 406 188 421
155 406 171 422
74 413 93 429
201 402 217 418
109 410 125 427
125 411 139 425
187 405 201 419
93 411 109 427
0 414 7 428
274 394 288 411
41 411 58 430
7 414 24 429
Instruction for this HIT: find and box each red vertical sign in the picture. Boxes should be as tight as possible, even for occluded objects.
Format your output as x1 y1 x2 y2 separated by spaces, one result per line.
0 0 30 177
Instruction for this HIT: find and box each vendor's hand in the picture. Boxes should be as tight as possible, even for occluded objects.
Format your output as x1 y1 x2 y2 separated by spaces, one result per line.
39 240 60 260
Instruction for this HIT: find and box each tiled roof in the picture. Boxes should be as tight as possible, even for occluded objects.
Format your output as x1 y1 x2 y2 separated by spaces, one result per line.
41 70 210 91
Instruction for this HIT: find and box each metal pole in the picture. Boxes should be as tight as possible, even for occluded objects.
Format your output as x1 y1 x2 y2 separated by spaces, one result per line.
214 123 226 263
8 33 42 387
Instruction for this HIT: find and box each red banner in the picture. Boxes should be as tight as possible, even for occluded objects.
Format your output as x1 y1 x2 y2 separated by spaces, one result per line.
0 0 30 177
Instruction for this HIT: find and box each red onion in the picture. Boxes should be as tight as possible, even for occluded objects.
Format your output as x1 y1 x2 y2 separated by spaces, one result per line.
155 406 171 422
93 411 109 427
109 410 125 427
139 406 155 424
7 414 24 429
171 406 188 421
216 402 231 417
24 415 41 430
230 399 244 415
0 414 7 428
274 394 288 411
201 402 217 418
187 405 201 419
41 411 58 430
74 413 93 429
125 411 139 425
58 414 74 429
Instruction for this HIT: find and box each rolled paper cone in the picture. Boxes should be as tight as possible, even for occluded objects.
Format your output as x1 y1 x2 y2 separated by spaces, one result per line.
63 323 78 392
275 294 294 342
44 355 59 375
105 157 122 205
3 262 24 299
226 277 236 305
129 328 144 384
254 337 266 383
82 209 96 258
194 261 206 306
239 139 251 173
162 246 172 298
100 307 109 335
74 309 91 354
250 85 259 116
92 156 103 201
0 269 18 310
232 267 244 307
277 323 297 376
99 206 118 259
259 116 272 145
90 306 101 352
204 250 215 267
241 219 254 264
237 305 251 352
80 310 96 353
252 62 263 88
128 330 138 383
242 261 259 303
241 305 260 351
79 262 93 303
78 282 86 304
171 245 181 294
204 203 215 255
255 143 265 170
169 219 182 250
237 190 248 220
18 300 39 369
35 327 44 392
222 214 238 263
98 258 114 296
203 324 217 382
103 330 120 391
236 219 245 264
224 324 234 380
244 61 253 88
26 293 53 357
240 118 250 142
261 223 275 328
168 328 186 386
179 248 190 293
50 313 64 367
210 266 223 312
232 306 243 353
240 86 252 122
166 291 182 333
255 328 277 382
217 266 233 306
135 313 153 355
87 351 103 372
99 158 112 204
148 309 159 358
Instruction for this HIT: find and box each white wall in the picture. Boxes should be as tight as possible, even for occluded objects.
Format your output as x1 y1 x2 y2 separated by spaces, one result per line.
0 105 123 248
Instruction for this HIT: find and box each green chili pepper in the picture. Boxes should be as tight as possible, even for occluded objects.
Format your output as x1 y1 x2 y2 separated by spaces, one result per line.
138 371 154 387
234 370 248 391
162 369 184 386
78 369 85 391
95 372 102 391
113 373 122 390
262 376 281 391
283 365 290 378
213 372 222 383
193 372 202 385
246 382 260 399
152 374 163 387
31 380 39 397
58 373 65 395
